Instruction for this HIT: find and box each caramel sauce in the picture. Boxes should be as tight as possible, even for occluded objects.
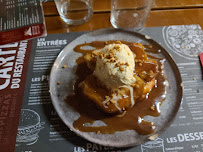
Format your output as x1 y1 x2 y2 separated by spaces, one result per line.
66 41 167 135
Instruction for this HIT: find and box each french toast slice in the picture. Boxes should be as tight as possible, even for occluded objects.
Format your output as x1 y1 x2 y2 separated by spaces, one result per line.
80 74 155 114
80 75 132 114
84 52 97 71
80 42 158 114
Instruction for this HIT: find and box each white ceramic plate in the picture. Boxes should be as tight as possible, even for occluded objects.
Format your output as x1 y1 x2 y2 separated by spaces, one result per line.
49 29 183 147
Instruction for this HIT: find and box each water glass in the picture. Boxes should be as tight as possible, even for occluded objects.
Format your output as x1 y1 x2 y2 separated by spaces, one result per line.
111 0 154 30
54 0 93 25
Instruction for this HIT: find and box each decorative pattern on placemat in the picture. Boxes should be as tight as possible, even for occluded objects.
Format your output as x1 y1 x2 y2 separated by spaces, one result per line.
163 25 203 60
16 109 45 146
141 138 165 152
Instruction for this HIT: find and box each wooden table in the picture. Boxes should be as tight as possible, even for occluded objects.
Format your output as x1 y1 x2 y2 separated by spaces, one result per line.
42 0 203 34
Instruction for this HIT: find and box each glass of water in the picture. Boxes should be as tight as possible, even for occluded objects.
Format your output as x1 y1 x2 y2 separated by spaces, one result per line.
111 0 154 30
54 0 93 25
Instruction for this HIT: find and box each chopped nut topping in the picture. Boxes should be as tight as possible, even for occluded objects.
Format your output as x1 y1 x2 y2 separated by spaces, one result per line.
145 35 151 39
110 100 115 104
126 62 130 66
114 57 118 60
122 107 126 111
110 58 115 62
92 52 98 56
148 45 153 49
110 53 114 58
114 46 120 50
106 55 110 59
106 53 114 59
110 94 114 98
62 65 67 68
138 43 143 48
149 70 154 76
96 131 100 134
141 71 146 74
139 74 146 79
116 41 122 44
120 67 124 71
91 54 95 57
131 83 135 87
131 83 136 87
116 62 121 67
106 102 110 106
120 62 125 65
137 59 142 63
57 82 61 85
110 50 114 54
99 53 104 58
150 105 155 111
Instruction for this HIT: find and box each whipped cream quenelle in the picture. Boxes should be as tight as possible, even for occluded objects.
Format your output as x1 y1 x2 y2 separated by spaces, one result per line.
93 43 136 90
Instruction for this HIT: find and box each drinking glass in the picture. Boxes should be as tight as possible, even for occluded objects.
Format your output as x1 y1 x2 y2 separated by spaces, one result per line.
111 0 154 30
54 0 93 25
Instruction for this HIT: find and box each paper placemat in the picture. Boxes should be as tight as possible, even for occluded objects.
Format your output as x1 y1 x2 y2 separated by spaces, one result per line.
1 25 203 152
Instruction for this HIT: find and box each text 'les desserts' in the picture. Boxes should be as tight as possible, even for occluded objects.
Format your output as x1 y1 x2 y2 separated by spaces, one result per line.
65 40 167 135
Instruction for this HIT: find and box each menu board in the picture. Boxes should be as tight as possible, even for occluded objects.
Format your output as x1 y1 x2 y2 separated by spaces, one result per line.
0 0 46 45
0 25 203 152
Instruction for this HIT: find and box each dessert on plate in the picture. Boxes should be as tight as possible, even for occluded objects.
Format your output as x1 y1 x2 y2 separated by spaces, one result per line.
65 40 167 135
80 42 159 114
